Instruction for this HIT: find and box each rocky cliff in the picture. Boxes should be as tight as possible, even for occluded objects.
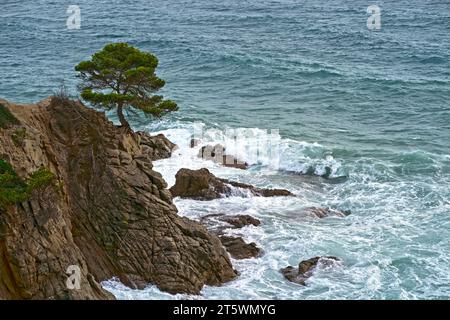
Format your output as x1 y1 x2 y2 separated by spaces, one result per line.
0 97 236 299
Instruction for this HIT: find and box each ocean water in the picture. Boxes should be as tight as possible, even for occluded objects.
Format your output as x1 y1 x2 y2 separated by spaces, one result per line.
1 0 450 299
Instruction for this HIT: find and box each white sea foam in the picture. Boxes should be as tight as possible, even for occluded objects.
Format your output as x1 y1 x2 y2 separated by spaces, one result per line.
147 121 346 187
102 121 450 300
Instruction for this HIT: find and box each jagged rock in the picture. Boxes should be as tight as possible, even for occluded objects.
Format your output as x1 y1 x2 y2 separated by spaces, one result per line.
219 236 262 260
200 214 261 236
198 214 262 259
221 214 261 228
198 144 248 169
169 168 294 200
305 207 350 218
137 132 177 161
280 256 340 285
0 97 236 300
201 214 261 229
169 168 225 200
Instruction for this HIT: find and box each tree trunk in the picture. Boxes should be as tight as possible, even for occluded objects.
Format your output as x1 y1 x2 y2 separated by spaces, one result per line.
117 103 131 132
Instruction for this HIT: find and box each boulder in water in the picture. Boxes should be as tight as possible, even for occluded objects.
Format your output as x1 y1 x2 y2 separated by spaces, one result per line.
281 256 340 285
200 214 261 235
169 168 294 200
221 214 261 228
219 236 262 260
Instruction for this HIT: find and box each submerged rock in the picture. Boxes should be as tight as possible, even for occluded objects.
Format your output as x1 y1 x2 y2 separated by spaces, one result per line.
221 214 261 228
0 97 237 299
198 144 249 169
305 207 350 218
200 214 261 235
201 214 261 228
169 168 294 200
280 256 340 285
219 236 262 260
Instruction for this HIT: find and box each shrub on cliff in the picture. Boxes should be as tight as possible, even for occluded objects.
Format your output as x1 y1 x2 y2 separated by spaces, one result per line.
26 168 57 193
75 43 178 131
0 159 56 210
0 160 28 209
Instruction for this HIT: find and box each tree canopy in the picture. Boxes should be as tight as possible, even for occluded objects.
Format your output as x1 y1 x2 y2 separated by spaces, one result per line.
75 43 178 130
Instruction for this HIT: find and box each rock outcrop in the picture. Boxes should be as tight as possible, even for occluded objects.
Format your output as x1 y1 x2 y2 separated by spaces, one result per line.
198 214 263 259
280 256 340 285
200 214 261 233
219 215 261 229
169 168 294 200
198 144 248 170
0 97 237 300
137 132 177 161
219 236 262 260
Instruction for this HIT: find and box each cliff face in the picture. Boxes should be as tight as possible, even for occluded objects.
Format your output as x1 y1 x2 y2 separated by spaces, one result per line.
0 97 236 299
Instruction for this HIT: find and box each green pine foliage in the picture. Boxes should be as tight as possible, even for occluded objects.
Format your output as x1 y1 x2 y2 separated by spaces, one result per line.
75 43 178 129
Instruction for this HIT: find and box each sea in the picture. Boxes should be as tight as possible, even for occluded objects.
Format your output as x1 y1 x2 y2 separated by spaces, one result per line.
1 0 449 299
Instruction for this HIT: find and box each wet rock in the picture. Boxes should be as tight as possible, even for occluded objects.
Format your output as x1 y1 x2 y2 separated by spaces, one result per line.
0 97 237 299
200 214 261 235
255 188 293 197
219 236 262 260
221 215 261 228
169 168 226 200
169 168 294 200
281 256 340 285
305 207 350 218
198 144 248 169
198 215 230 236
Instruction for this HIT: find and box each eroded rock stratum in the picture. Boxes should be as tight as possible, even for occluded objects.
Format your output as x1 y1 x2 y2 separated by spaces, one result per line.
0 97 236 299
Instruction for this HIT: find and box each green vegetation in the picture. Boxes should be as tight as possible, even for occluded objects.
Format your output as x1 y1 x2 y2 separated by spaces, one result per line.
0 159 56 210
26 168 56 193
75 43 178 130
0 160 28 209
0 103 20 129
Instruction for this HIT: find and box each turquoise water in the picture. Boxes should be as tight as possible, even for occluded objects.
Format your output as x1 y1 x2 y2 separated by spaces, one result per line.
1 1 450 299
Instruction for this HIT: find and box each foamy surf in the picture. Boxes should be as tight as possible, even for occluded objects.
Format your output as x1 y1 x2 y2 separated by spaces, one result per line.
102 119 450 300
144 120 347 186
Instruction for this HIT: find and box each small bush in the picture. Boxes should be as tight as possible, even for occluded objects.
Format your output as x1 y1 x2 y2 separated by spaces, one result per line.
0 159 28 209
26 168 56 193
0 104 20 129
0 159 56 210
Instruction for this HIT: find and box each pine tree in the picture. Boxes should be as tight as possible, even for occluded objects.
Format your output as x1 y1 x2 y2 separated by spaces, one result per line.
75 43 178 130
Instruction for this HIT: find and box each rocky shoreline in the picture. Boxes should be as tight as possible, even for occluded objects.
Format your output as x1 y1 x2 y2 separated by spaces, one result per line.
0 96 345 299
0 97 237 299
